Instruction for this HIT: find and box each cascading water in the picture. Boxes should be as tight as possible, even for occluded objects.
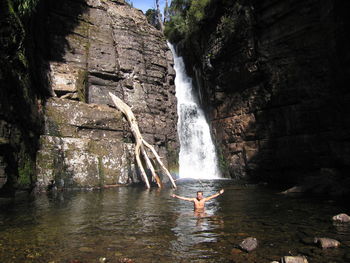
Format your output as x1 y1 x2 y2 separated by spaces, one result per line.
168 43 221 179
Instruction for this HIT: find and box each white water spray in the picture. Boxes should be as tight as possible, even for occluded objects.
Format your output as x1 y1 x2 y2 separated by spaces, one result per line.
168 43 220 179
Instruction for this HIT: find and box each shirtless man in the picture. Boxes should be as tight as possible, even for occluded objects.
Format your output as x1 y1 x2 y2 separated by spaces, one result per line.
171 189 224 212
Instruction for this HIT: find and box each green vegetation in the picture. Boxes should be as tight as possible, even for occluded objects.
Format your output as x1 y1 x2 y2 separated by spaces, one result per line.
8 0 39 18
76 69 88 102
145 9 161 30
216 144 229 176
18 156 34 188
1 0 42 194
164 0 210 43
98 157 105 187
165 0 238 45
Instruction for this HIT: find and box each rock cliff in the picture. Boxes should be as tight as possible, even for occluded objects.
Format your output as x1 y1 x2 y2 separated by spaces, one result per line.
35 0 178 190
179 0 350 193
1 0 47 196
1 0 178 193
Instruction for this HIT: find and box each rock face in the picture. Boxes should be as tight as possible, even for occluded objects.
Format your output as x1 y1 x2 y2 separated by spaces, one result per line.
179 0 350 191
35 0 178 190
0 0 47 196
37 98 138 189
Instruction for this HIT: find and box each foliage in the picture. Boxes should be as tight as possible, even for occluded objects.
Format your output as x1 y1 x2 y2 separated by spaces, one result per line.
145 9 161 30
164 14 189 43
217 15 236 41
9 0 39 18
18 157 34 188
164 0 210 43
125 0 133 8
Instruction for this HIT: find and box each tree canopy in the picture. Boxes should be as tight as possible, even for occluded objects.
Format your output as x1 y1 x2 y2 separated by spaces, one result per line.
164 0 210 43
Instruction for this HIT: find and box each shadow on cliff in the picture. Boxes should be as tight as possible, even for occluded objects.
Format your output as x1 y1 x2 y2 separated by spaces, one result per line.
32 0 89 77
0 0 88 197
179 0 350 197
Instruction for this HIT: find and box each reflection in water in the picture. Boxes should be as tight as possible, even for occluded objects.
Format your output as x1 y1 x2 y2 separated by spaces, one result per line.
0 180 349 263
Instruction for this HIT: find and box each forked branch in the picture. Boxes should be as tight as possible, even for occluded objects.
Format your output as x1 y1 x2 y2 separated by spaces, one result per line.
109 92 177 189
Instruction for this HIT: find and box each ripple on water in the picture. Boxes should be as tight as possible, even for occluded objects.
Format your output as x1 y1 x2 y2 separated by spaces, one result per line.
0 181 349 263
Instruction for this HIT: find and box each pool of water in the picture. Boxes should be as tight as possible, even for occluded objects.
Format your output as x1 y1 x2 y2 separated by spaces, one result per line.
0 180 349 263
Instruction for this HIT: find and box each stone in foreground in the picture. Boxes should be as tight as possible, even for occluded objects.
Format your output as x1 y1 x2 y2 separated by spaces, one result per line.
314 237 340 249
281 256 308 263
332 213 350 223
238 237 258 252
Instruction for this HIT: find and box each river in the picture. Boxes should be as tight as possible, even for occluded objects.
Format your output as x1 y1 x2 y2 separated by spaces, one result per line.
1 180 349 263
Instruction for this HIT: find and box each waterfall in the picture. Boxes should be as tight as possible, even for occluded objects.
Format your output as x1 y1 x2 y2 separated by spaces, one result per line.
168 43 221 179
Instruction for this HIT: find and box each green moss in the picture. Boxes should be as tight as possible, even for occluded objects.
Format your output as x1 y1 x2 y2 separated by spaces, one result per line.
88 141 109 156
217 144 229 176
76 69 88 102
17 157 33 188
10 0 39 18
165 142 179 172
98 157 105 186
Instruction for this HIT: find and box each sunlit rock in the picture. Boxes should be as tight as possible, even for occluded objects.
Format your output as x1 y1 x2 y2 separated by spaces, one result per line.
36 0 179 190
281 256 308 263
280 186 304 194
314 237 340 249
332 213 350 223
238 237 258 252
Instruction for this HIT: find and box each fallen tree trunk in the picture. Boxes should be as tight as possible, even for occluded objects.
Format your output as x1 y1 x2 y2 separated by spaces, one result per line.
109 92 177 189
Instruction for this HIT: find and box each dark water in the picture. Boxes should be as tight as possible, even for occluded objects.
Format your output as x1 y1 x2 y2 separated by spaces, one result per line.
0 180 349 263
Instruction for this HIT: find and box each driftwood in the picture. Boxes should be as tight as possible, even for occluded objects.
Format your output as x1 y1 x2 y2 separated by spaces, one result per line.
109 92 177 189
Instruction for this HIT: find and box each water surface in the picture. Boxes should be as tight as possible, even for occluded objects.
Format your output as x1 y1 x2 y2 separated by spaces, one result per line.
1 180 349 262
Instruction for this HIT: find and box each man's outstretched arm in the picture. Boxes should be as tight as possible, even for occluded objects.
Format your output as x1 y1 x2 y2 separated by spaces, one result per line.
172 194 194 202
204 189 224 201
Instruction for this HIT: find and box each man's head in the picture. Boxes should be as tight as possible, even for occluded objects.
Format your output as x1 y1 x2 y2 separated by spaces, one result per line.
196 191 204 200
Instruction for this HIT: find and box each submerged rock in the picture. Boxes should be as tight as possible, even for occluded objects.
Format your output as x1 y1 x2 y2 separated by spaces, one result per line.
332 213 350 223
78 247 94 253
118 258 134 263
281 256 308 263
314 237 340 249
280 186 304 194
238 237 258 252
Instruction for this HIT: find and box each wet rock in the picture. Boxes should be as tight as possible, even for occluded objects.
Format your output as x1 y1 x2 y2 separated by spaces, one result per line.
238 237 258 252
280 186 304 194
118 258 134 263
332 213 350 223
177 0 350 187
281 256 308 263
314 237 340 249
78 247 94 253
231 248 243 255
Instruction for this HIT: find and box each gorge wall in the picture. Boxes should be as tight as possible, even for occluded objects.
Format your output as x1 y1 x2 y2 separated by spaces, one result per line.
1 0 178 194
179 0 350 194
1 0 47 196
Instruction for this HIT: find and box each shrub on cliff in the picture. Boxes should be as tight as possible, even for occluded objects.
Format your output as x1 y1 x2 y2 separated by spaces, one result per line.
9 0 39 18
165 0 210 43
146 9 162 30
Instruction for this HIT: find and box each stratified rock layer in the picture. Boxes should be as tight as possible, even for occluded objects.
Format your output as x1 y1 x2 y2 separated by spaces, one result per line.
180 0 350 192
36 0 178 189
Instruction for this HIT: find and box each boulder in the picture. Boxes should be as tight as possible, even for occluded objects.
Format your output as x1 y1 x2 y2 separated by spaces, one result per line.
332 213 350 223
280 186 304 194
238 237 258 252
314 237 340 249
281 256 308 263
